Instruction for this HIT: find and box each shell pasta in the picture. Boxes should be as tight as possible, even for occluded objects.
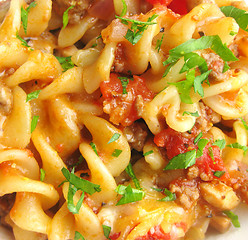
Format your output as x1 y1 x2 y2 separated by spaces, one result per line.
1 0 248 240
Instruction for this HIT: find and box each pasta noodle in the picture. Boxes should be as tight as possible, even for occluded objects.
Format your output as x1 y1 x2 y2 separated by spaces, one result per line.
1 0 248 239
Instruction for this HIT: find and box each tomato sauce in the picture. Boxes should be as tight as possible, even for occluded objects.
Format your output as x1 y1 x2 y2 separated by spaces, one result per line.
100 73 154 126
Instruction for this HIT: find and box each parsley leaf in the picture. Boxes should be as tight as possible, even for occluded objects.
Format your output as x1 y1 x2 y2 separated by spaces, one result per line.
116 14 158 45
108 133 121 144
21 2 37 34
220 6 248 32
26 90 41 102
155 34 164 53
115 185 145 205
227 142 248 155
143 150 154 156
31 115 39 133
55 56 74 72
90 142 99 156
183 111 199 117
112 149 122 157
120 0 127 17
223 210 240 228
194 132 203 144
208 147 215 163
164 149 196 170
212 139 226 150
159 188 176 202
16 31 33 50
118 77 129 94
223 61 230 73
213 170 225 178
241 118 248 130
125 163 142 190
196 138 209 158
40 168 45 181
102 225 111 240
62 5 74 29
74 231 85 240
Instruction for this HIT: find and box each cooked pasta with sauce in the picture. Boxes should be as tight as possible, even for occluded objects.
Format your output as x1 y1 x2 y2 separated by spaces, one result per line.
1 0 248 239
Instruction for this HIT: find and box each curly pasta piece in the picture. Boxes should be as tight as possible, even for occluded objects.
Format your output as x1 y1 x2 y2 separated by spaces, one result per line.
5 50 62 87
79 114 131 176
0 86 31 149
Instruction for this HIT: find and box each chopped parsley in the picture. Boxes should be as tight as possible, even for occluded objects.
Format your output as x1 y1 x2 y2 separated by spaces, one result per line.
61 167 101 214
116 14 158 45
120 0 127 17
102 225 111 240
74 231 85 240
229 31 238 36
241 118 248 130
196 138 209 158
91 43 97 48
90 142 99 156
125 163 142 190
16 31 33 50
194 132 203 144
55 56 74 72
115 184 145 205
220 6 248 32
182 111 199 117
223 61 230 73
112 149 122 157
118 77 129 94
143 150 154 156
40 168 45 181
31 115 39 133
62 5 75 29
223 210 240 228
26 90 41 102
21 1 37 34
227 142 248 155
212 139 226 150
164 149 196 170
155 34 164 53
213 171 225 178
108 133 121 144
208 147 215 163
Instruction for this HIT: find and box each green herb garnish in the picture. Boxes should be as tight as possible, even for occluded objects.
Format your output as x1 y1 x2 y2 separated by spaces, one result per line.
74 231 85 240
155 34 164 53
102 225 111 240
16 31 33 50
40 168 45 181
194 132 203 144
115 184 145 205
183 111 199 117
21 1 37 34
112 149 122 157
241 118 248 130
90 142 99 156
227 142 248 155
55 56 74 72
63 5 75 29
212 139 226 150
108 133 121 144
118 77 129 94
26 90 41 102
125 163 142 190
120 0 127 17
31 115 39 133
223 210 240 228
196 138 209 158
143 150 154 156
213 170 225 178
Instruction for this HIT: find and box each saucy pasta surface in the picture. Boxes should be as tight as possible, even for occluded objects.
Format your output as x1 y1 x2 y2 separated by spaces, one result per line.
0 0 248 239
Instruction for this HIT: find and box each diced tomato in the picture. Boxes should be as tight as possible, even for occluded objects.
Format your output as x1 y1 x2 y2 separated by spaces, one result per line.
109 232 121 240
154 128 195 159
195 144 229 180
154 128 229 180
135 225 171 240
100 73 154 126
168 0 188 15
146 0 173 5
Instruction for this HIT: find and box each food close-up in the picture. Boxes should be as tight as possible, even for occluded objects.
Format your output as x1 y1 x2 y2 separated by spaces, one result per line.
1 0 248 239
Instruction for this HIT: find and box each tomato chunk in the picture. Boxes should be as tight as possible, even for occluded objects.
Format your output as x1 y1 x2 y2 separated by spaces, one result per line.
100 73 154 126
146 0 173 5
135 225 171 240
168 0 188 14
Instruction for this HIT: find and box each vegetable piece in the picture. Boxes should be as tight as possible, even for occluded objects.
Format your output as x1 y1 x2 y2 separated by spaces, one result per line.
227 142 248 155
74 231 85 240
223 210 240 228
112 149 122 157
194 132 203 144
108 133 121 144
125 163 142 190
164 149 196 170
40 168 45 181
16 32 33 50
90 142 99 156
196 138 209 158
62 5 75 29
26 90 41 102
143 150 154 156
31 115 39 133
182 111 199 117
212 139 226 150
241 118 248 130
220 6 248 32
118 77 129 94
116 14 158 45
145 0 173 5
102 225 111 240
115 185 145 205
153 187 176 201
55 56 74 72
213 171 225 178
120 0 127 17
21 1 37 34
155 34 164 53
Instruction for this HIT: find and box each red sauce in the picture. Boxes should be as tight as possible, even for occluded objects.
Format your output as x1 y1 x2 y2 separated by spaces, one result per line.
146 0 173 5
109 232 121 240
135 225 171 240
168 0 188 15
154 128 229 180
100 73 154 126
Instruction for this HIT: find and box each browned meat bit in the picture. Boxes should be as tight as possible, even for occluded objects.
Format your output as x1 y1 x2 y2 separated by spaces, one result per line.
0 193 15 219
169 178 200 209
201 52 232 82
53 0 93 25
123 121 149 151
195 102 221 133
112 43 126 73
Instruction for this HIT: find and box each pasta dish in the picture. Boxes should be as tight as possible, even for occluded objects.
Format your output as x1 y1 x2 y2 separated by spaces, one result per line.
1 0 248 239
